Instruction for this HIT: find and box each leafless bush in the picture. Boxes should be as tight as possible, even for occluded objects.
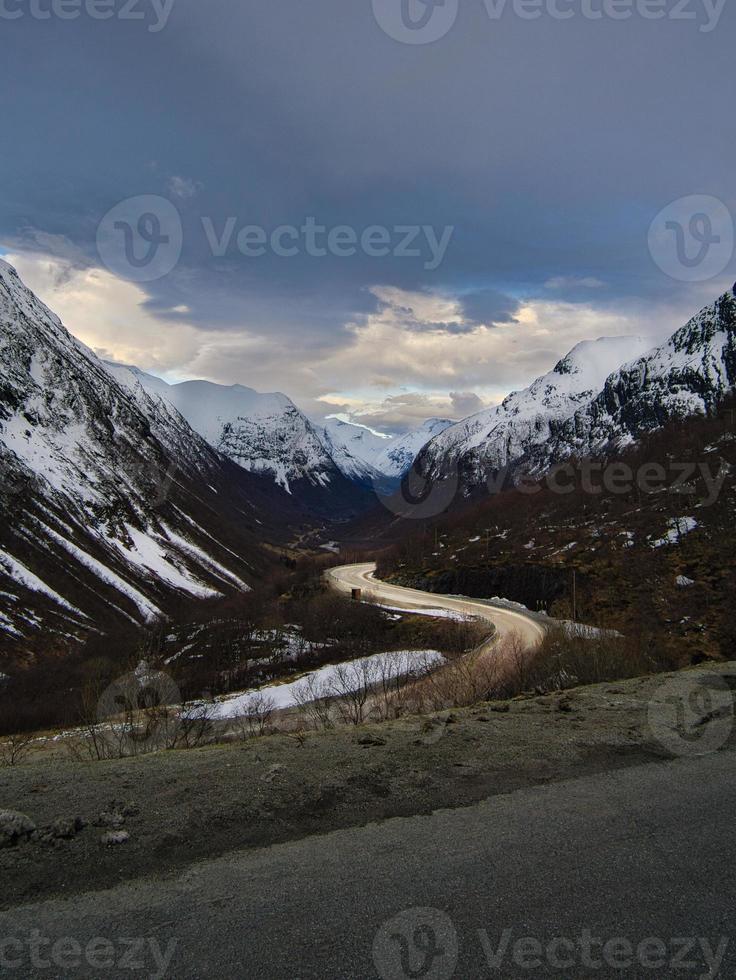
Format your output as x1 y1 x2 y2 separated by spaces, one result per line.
0 731 35 767
292 675 334 730
233 692 277 740
173 702 214 749
407 650 505 712
63 667 213 760
519 625 670 695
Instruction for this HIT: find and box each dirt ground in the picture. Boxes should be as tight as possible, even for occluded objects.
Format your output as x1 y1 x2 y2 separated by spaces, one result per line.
2 661 735 910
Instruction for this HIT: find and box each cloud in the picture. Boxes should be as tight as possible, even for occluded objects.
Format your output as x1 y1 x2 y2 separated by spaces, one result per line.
167 176 201 200
460 288 520 326
545 276 606 290
450 391 487 417
4 250 720 435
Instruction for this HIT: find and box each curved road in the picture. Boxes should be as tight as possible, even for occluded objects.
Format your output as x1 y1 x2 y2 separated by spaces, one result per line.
327 562 545 649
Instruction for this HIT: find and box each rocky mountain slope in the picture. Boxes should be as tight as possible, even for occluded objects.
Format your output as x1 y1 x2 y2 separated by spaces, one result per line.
109 367 370 516
416 336 651 489
534 292 736 468
376 399 736 662
317 419 389 488
322 417 454 487
0 261 308 656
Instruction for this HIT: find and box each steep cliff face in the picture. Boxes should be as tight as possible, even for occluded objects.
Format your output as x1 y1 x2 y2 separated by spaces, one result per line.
375 418 455 479
416 335 650 487
539 293 736 466
109 368 373 517
0 261 303 652
414 293 736 493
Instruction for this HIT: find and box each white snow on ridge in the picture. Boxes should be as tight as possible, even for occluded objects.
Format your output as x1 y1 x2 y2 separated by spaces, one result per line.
44 528 162 621
109 364 337 492
0 548 86 617
161 525 251 592
420 335 652 480
110 525 222 599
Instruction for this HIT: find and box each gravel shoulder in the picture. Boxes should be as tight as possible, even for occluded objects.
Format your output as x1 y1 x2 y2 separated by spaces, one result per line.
2 661 734 910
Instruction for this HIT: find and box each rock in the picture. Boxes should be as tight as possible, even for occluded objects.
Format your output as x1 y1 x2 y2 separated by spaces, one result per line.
50 816 85 840
0 810 36 848
100 830 129 847
357 734 387 747
97 811 125 829
263 764 286 783
557 698 573 713
122 803 140 818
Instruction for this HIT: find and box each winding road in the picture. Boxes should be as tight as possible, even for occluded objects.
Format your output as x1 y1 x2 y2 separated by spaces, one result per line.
327 562 545 650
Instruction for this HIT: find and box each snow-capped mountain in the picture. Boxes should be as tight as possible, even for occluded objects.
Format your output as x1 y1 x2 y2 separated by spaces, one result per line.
536 291 736 467
109 366 370 516
417 336 651 486
320 417 454 485
318 419 389 487
0 260 305 652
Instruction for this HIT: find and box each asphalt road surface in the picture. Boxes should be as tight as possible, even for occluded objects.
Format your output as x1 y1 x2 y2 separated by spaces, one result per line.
1 750 734 979
327 562 546 650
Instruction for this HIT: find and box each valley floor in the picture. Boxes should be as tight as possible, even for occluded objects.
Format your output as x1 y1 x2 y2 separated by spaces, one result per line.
2 660 734 910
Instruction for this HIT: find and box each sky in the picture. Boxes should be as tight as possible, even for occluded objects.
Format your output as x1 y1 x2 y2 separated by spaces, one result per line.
1 0 734 433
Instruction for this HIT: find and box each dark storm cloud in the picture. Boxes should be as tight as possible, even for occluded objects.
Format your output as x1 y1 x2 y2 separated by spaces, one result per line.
460 288 521 326
0 0 734 353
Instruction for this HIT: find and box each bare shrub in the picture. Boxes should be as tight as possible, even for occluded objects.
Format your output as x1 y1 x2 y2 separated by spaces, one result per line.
172 702 214 749
0 731 35 767
292 675 334 730
233 692 277 740
328 661 376 726
520 625 670 694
